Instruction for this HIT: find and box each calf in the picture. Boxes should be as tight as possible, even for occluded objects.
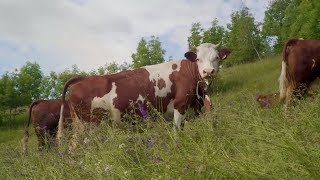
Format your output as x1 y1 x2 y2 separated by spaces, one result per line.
22 99 70 153
279 39 320 107
57 43 230 147
256 93 279 108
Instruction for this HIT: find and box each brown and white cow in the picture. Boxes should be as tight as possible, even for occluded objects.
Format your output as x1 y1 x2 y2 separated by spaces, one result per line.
279 39 320 107
22 99 70 153
57 43 230 146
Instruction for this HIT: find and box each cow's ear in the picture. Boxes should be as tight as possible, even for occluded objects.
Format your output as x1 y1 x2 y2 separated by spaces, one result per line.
218 48 231 60
185 51 197 61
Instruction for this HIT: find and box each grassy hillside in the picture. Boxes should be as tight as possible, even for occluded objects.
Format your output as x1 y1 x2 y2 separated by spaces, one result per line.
1 55 320 179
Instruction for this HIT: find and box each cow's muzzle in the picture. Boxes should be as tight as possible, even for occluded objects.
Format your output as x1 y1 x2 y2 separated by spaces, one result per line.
203 68 215 77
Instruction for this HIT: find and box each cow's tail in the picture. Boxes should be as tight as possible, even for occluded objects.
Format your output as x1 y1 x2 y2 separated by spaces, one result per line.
21 100 43 154
57 76 85 146
279 38 299 104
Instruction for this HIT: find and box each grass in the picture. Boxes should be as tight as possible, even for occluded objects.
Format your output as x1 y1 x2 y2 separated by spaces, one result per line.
1 55 320 179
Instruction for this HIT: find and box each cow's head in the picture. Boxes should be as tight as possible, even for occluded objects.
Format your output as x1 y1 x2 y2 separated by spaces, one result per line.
185 43 230 78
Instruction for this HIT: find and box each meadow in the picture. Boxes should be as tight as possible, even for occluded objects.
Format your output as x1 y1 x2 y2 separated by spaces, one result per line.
1 55 320 179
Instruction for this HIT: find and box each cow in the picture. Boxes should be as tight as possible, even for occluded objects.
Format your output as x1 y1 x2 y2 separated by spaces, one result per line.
57 43 230 147
21 99 70 153
279 39 320 107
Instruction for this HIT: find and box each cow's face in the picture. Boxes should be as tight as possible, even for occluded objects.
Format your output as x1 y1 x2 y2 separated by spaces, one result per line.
185 43 230 78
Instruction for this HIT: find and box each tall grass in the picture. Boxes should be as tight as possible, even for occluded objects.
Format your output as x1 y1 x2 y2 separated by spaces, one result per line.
1 55 320 179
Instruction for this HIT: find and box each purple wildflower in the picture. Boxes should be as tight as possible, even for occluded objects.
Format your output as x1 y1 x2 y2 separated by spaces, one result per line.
138 102 150 119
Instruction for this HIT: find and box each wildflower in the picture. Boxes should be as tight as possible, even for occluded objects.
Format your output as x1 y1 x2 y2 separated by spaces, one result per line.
104 165 111 173
138 102 150 119
83 137 89 144
119 143 125 149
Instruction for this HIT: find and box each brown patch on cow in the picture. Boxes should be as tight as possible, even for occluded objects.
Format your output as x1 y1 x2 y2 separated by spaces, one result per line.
157 78 166 90
256 93 279 108
169 60 202 114
172 63 178 70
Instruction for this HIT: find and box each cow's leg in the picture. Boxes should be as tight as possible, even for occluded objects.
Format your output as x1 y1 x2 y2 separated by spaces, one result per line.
47 130 57 149
111 107 122 128
173 98 187 132
173 109 186 131
35 126 46 151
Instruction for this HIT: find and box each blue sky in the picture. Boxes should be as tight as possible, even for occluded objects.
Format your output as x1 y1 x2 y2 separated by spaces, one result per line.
0 0 268 75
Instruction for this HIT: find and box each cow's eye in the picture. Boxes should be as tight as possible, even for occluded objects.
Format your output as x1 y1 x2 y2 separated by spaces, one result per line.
216 57 219 60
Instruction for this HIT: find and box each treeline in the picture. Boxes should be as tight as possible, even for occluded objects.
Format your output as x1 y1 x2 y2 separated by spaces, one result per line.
1 0 319 121
0 62 130 122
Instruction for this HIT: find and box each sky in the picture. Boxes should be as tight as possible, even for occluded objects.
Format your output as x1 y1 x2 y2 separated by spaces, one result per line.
0 0 268 75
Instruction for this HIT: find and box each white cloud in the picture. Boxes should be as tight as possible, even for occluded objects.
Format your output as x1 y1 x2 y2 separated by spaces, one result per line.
0 0 268 74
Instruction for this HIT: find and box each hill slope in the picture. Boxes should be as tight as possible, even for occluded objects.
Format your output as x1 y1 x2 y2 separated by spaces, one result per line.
1 55 320 179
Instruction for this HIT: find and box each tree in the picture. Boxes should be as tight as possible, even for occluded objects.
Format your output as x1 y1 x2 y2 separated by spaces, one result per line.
202 19 226 45
282 0 320 40
40 66 87 99
262 0 292 52
225 6 267 66
16 62 43 106
0 72 22 121
132 38 150 68
105 61 120 74
132 36 166 68
0 73 19 109
187 22 203 50
147 36 166 65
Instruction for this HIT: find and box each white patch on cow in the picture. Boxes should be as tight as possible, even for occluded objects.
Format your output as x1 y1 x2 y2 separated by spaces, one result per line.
279 61 287 102
196 43 220 78
91 82 118 113
136 94 145 103
312 59 316 69
173 109 185 131
143 60 181 98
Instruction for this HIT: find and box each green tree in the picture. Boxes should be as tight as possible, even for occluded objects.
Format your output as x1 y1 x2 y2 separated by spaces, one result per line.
262 0 292 52
40 65 87 99
132 38 150 68
187 22 203 50
0 73 19 109
132 36 165 68
16 62 43 106
281 0 320 40
225 7 267 66
97 66 106 75
105 61 120 74
0 72 22 121
203 19 226 44
148 36 166 65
